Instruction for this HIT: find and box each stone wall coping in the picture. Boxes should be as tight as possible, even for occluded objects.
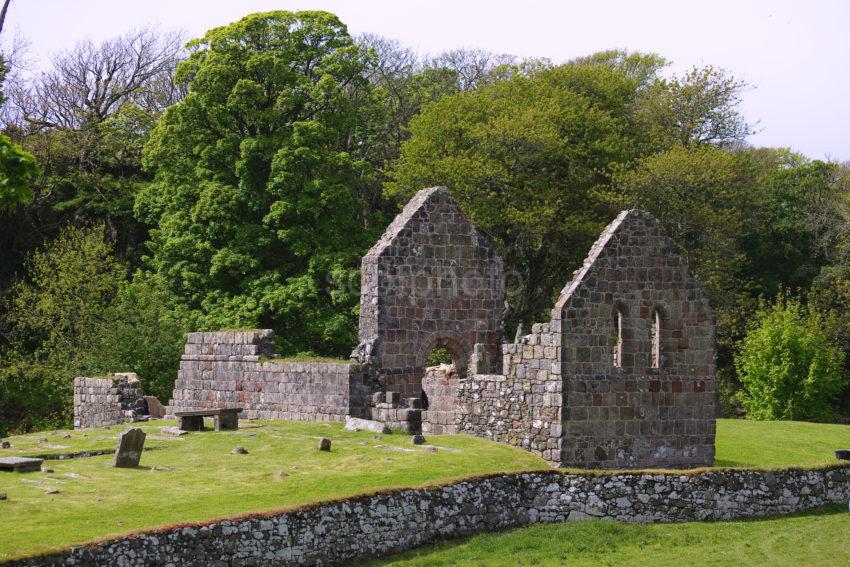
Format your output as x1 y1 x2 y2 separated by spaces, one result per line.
5 462 848 565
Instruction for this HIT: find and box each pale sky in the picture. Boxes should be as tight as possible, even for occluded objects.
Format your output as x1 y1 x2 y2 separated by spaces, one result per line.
5 0 850 161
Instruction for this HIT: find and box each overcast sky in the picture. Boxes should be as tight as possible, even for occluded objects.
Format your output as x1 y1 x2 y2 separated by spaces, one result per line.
5 0 849 161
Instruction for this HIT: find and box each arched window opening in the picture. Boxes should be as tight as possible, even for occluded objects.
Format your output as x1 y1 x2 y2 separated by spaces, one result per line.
612 308 624 368
651 308 662 368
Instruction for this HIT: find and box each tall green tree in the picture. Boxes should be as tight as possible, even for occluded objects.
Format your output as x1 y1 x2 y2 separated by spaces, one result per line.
137 11 381 355
388 62 649 329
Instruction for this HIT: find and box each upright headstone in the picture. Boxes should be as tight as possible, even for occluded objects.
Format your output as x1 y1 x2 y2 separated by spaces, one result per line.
113 428 146 468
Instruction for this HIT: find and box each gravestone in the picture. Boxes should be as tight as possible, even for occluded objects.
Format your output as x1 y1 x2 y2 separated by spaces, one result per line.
113 428 146 468
0 457 44 473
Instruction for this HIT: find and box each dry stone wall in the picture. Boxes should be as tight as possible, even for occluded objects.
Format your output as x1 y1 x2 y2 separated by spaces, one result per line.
354 187 504 397
170 331 374 422
10 465 849 567
73 374 146 429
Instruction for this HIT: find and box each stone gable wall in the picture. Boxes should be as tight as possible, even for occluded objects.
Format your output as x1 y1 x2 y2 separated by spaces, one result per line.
169 331 374 422
11 465 849 567
553 210 716 468
354 187 505 397
73 374 145 430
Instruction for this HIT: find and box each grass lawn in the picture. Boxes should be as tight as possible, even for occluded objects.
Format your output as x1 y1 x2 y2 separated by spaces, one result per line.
367 504 850 566
0 418 847 560
0 419 546 559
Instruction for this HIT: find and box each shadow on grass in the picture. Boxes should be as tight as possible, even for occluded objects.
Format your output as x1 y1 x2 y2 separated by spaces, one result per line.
357 504 848 566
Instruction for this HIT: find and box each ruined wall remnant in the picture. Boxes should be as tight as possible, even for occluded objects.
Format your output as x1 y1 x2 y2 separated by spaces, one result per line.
421 364 460 434
353 187 505 397
459 210 716 469
169 331 374 421
74 373 147 429
167 191 716 470
552 210 716 468
457 323 563 462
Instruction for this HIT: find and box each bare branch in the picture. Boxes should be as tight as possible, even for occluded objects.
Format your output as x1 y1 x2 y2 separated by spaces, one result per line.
8 26 186 131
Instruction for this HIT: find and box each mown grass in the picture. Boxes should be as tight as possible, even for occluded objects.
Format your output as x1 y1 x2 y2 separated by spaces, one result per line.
0 419 545 559
714 419 849 468
0 418 846 560
367 505 850 566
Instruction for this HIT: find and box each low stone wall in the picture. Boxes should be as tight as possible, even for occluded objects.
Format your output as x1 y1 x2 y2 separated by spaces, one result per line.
9 465 849 566
169 331 374 421
457 325 563 464
73 374 145 430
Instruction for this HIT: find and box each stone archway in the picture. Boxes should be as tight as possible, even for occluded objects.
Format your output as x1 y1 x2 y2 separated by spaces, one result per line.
416 331 471 378
417 332 467 434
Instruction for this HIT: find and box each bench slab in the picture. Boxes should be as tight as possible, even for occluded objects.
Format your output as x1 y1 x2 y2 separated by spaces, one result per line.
174 408 243 431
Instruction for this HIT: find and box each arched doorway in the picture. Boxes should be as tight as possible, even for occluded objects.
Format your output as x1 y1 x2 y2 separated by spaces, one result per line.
416 333 468 434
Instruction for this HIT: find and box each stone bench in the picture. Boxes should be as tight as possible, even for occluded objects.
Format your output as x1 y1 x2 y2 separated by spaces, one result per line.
173 408 243 431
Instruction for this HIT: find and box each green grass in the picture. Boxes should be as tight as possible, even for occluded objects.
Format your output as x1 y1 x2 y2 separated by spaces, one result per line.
0 418 847 560
366 505 850 566
714 419 850 468
0 419 545 559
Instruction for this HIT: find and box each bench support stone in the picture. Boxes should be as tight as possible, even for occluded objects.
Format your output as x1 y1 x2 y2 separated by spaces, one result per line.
178 415 205 431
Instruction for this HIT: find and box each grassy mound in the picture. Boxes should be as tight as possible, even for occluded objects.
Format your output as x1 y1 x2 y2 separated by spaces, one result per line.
367 504 850 566
0 418 846 559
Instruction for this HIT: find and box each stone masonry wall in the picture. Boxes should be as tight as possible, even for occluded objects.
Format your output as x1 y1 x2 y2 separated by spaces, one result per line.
170 331 374 422
73 374 145 430
10 465 849 567
421 364 460 434
552 210 716 469
457 323 562 463
354 187 505 397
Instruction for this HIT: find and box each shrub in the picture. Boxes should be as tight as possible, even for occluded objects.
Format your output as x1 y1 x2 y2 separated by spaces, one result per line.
735 296 846 421
0 226 188 432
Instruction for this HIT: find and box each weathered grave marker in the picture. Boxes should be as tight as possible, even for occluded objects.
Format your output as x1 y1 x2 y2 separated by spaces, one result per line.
0 457 44 473
113 428 146 468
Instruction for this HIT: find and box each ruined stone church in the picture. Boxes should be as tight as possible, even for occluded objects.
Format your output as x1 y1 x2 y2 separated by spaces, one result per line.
89 186 716 469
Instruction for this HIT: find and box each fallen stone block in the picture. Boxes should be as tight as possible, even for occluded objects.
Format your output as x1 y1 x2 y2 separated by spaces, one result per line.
345 416 391 434
160 426 188 436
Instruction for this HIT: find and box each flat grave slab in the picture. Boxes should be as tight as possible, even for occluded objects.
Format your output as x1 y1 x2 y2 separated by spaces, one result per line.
0 457 44 472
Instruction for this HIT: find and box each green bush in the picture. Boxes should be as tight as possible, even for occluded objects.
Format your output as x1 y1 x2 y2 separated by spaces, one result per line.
735 296 846 421
0 226 188 433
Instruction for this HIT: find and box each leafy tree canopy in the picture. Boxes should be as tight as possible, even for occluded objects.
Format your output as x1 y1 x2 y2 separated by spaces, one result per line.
387 61 652 329
0 133 38 210
137 11 382 355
